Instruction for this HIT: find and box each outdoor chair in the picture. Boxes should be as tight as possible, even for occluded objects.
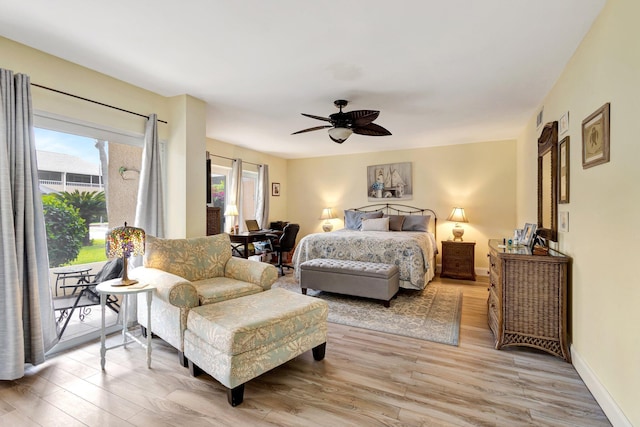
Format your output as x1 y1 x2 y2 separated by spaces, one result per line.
53 258 123 339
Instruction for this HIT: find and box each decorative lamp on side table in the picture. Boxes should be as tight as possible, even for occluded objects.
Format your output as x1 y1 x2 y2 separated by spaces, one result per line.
224 204 239 234
319 207 336 232
98 223 154 370
105 222 145 286
446 207 469 241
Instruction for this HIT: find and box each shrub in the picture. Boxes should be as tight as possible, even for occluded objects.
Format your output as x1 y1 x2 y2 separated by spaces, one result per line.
53 190 106 245
42 194 86 267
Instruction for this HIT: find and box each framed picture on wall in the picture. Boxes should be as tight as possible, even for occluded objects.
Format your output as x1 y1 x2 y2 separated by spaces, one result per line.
272 182 281 196
366 162 412 201
559 136 570 203
582 103 610 169
559 211 569 233
559 111 569 135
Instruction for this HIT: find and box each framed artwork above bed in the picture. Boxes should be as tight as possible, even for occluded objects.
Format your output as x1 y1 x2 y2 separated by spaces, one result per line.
367 162 412 201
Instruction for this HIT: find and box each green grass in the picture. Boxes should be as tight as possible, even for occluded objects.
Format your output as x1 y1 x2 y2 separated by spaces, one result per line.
71 239 107 265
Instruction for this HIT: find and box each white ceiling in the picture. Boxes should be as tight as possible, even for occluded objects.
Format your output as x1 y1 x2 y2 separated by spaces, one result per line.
0 0 606 159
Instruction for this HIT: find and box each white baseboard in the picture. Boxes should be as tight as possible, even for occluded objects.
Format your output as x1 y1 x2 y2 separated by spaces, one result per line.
571 346 632 427
475 267 489 277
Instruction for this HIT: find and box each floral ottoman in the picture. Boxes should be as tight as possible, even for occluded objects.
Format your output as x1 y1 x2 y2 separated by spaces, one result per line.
184 287 328 406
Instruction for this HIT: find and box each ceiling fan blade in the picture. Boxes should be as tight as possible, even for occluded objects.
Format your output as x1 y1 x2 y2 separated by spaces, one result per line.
301 113 332 122
291 125 332 135
353 122 392 136
344 110 379 126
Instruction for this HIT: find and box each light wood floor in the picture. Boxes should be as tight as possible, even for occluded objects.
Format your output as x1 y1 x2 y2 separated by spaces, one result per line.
0 276 611 426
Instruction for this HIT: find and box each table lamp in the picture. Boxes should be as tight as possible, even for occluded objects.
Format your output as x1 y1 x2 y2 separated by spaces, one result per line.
105 222 146 286
447 207 469 241
224 204 239 234
319 207 336 232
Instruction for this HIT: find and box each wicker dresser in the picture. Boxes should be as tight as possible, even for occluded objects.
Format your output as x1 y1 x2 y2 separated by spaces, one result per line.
487 239 571 362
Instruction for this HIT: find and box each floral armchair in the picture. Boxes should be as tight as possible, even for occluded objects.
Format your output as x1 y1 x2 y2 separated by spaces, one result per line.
131 233 278 365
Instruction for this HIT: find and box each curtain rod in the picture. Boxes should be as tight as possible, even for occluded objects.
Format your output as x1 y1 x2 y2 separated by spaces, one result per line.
30 83 168 124
209 153 261 167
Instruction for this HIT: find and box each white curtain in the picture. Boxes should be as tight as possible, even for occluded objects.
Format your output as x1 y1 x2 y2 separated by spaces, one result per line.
131 114 164 325
228 159 243 232
256 164 269 228
134 113 165 238
0 68 58 379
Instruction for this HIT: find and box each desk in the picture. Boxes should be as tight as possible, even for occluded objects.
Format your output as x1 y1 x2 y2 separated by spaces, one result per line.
96 279 155 370
229 231 273 258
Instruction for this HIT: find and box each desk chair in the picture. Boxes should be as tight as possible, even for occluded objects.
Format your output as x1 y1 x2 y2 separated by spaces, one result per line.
267 223 300 276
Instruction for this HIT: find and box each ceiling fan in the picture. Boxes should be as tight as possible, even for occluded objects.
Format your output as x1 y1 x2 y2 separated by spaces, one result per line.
292 99 392 143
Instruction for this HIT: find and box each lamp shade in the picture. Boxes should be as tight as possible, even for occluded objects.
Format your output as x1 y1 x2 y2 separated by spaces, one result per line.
447 207 468 223
319 207 336 220
328 127 353 143
319 207 336 232
224 204 239 216
105 222 146 259
105 222 145 286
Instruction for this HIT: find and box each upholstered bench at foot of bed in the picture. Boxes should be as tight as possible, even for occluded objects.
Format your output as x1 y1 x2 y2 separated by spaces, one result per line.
300 259 400 307
183 287 328 407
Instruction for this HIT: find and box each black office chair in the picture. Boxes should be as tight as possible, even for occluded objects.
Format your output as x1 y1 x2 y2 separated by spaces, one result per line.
267 223 300 276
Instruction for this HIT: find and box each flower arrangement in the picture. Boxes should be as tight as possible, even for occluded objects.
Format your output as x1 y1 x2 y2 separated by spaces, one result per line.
371 181 384 191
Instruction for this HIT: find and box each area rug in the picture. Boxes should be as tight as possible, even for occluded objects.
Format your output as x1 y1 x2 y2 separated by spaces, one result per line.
273 275 463 346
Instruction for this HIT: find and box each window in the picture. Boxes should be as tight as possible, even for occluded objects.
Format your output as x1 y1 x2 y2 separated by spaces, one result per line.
242 171 258 221
34 113 147 351
210 164 258 232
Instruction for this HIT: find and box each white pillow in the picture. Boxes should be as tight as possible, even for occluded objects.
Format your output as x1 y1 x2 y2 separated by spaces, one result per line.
361 217 389 231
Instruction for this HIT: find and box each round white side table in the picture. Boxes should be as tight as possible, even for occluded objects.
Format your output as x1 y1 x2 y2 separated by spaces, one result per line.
96 278 155 370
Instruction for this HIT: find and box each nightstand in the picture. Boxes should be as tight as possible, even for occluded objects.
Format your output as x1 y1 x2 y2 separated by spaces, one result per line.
441 240 476 280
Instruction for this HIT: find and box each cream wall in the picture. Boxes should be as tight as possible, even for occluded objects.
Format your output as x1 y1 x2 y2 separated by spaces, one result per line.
2 36 207 239
287 140 517 271
1 37 169 141
516 0 639 424
107 144 142 227
166 95 207 237
206 138 288 225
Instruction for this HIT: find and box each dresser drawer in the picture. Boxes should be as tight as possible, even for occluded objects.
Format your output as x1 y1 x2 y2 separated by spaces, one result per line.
446 244 473 258
487 296 499 339
489 254 501 290
488 287 500 313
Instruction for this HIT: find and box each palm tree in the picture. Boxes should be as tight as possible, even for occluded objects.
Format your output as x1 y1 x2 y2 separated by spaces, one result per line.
54 190 107 245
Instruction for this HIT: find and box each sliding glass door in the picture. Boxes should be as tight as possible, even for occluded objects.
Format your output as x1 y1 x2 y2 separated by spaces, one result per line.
34 119 144 353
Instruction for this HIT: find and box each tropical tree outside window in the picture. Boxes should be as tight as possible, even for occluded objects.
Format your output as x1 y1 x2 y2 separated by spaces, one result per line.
36 128 109 267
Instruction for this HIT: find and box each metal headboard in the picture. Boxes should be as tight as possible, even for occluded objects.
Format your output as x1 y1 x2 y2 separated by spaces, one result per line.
349 203 438 242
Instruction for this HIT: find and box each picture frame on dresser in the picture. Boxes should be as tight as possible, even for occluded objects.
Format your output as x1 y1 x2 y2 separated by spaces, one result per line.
521 223 537 247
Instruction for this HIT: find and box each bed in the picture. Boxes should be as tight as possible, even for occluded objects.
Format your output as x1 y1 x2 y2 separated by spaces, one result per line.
293 204 437 290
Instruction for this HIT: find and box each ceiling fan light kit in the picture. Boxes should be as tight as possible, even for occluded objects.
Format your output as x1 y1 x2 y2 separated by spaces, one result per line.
292 99 391 144
328 127 353 143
